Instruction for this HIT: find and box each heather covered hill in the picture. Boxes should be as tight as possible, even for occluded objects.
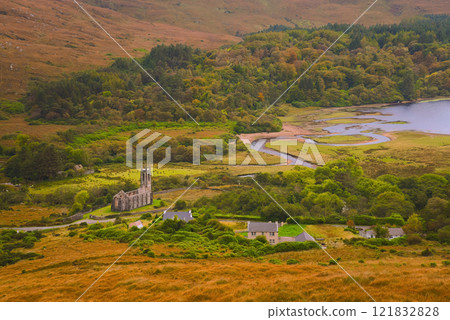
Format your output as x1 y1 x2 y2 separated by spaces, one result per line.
1 0 449 98
22 16 450 129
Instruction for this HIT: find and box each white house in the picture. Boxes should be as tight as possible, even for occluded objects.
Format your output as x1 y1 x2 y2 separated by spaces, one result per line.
129 220 144 229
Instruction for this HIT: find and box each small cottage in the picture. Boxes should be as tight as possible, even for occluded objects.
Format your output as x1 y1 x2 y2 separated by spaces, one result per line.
247 221 315 245
359 227 405 239
129 220 144 229
163 210 194 222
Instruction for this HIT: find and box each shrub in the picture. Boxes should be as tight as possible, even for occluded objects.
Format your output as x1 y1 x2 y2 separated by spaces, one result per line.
437 225 450 244
430 262 437 268
286 259 299 265
353 215 377 226
142 249 155 258
68 231 77 237
0 100 25 114
273 241 319 253
255 235 268 244
358 259 365 263
421 248 433 256
217 234 237 245
425 233 438 241
344 227 358 234
389 236 406 246
175 200 187 210
406 234 422 245
329 259 338 265
269 259 282 264
442 260 450 266
140 213 153 220
114 217 124 225
184 251 197 259
88 223 104 230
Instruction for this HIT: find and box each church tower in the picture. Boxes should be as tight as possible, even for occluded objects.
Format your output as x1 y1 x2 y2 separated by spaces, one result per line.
140 167 152 190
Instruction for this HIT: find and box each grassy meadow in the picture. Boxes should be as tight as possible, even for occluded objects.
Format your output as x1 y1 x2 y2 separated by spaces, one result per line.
0 224 448 302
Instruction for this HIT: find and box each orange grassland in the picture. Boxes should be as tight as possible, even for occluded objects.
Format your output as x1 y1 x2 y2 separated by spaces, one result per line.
0 115 74 143
0 229 448 302
0 205 68 227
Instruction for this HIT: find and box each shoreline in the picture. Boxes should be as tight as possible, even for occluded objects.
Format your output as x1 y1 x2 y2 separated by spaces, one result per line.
240 97 450 143
238 123 311 143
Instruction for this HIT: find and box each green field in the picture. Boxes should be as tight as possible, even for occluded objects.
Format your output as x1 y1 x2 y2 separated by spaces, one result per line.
312 134 372 144
278 224 305 237
30 165 205 196
89 199 163 217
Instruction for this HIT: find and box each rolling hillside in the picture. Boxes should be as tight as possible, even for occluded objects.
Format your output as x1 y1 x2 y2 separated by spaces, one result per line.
0 0 449 98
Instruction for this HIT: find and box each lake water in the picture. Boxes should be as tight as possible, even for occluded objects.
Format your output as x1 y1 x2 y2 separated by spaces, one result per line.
302 100 450 146
251 100 450 166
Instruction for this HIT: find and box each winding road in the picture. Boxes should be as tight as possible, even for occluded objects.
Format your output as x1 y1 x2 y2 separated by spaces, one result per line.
2 218 116 232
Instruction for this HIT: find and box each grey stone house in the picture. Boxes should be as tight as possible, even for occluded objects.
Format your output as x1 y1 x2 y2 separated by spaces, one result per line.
163 210 194 222
111 168 153 212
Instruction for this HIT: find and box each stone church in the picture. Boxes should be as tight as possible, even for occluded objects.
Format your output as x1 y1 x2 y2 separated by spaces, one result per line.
111 168 153 212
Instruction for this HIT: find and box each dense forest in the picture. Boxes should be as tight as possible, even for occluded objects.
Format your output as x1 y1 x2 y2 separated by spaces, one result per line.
24 15 449 131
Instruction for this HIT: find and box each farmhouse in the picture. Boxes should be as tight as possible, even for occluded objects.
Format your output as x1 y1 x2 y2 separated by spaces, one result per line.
388 227 405 239
163 210 194 222
111 168 153 212
359 227 405 239
247 221 315 245
248 221 280 244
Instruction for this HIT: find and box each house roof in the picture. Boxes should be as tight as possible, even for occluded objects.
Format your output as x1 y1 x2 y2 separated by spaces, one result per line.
129 220 143 228
294 231 315 242
248 221 278 232
163 210 193 222
360 229 376 237
388 227 405 237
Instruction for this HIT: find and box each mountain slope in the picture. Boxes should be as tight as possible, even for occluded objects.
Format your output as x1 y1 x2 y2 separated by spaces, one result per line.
0 0 448 98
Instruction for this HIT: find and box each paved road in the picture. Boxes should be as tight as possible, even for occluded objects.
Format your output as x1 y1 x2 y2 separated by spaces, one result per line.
2 218 115 232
